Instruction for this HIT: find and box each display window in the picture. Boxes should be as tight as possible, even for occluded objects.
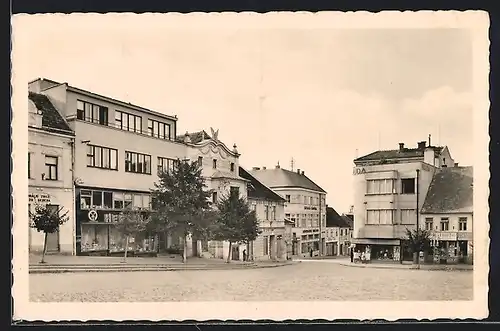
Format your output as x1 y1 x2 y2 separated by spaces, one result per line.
81 224 109 252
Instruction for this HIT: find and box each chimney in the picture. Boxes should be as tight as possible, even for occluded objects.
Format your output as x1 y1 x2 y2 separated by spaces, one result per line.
301 171 305 175
262 166 266 170
417 141 426 150
454 162 459 167
252 167 260 171
398 143 405 151
297 168 301 174
276 165 280 169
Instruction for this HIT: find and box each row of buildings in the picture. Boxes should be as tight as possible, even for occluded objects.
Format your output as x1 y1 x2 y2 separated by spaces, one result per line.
352 140 474 264
27 77 352 261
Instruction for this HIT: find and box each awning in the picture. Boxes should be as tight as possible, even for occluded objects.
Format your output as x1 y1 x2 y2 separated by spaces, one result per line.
352 238 401 246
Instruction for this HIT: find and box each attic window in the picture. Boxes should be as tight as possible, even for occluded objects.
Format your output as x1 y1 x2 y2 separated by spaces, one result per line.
230 162 235 172
212 159 217 169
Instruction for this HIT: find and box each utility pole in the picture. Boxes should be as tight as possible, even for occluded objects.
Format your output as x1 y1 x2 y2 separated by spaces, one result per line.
416 169 420 269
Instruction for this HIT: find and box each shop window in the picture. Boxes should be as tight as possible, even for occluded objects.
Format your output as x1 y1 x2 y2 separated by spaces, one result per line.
114 192 124 209
133 194 143 208
143 195 151 209
92 191 103 208
401 178 415 194
81 224 109 252
124 194 133 208
80 190 92 209
103 192 113 209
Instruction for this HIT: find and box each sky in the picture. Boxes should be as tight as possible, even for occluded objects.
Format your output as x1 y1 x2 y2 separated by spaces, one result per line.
18 16 474 213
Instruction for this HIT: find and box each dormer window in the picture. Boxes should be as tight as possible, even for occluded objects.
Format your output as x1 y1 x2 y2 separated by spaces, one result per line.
230 162 235 172
213 159 217 169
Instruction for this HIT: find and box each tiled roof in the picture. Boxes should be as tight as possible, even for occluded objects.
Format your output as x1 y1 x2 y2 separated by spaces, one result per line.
249 167 327 193
421 166 473 214
326 206 351 228
175 130 211 144
354 147 443 163
239 167 286 202
28 92 73 134
341 214 354 228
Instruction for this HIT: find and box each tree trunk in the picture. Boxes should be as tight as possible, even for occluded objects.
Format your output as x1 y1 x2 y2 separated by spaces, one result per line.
122 235 129 263
40 232 48 264
182 235 187 263
226 241 232 263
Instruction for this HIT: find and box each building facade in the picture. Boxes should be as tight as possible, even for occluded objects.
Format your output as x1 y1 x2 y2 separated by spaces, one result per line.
249 166 327 258
28 92 75 255
239 167 287 261
29 78 188 256
421 166 473 264
325 206 353 256
352 139 455 262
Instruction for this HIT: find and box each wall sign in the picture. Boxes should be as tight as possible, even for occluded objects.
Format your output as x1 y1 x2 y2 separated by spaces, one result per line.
28 193 51 204
304 206 318 210
353 167 366 175
88 209 98 222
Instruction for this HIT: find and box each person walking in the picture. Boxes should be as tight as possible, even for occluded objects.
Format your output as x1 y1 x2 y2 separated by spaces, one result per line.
350 247 354 263
243 249 247 262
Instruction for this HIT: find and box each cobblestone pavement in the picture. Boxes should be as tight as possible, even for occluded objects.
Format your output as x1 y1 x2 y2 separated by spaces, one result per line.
29 262 472 302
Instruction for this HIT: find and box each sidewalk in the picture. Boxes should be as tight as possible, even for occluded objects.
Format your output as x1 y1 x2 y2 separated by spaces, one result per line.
29 254 297 274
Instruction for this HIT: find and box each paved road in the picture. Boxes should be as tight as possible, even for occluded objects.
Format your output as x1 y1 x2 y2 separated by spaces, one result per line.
29 261 473 302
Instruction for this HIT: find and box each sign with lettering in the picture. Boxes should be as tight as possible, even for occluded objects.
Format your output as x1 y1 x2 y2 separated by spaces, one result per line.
304 206 318 210
28 193 51 204
433 232 457 241
88 210 98 222
353 167 366 176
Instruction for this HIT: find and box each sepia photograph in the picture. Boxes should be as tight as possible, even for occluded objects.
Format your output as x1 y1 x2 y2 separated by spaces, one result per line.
11 11 489 321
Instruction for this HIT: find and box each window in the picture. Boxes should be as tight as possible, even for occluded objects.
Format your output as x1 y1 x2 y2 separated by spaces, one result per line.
115 110 142 133
400 209 417 225
157 157 177 175
401 178 416 194
264 205 269 220
263 236 269 255
125 151 151 174
87 144 118 170
230 186 239 197
271 206 276 220
213 159 217 169
77 100 108 125
366 209 395 225
147 119 171 139
425 217 434 231
440 217 450 231
113 192 124 209
44 155 58 180
459 217 468 231
92 191 103 208
366 179 395 194
198 156 203 167
103 192 113 209
212 192 218 204
230 162 235 172
28 153 31 178
285 195 291 203
80 190 92 209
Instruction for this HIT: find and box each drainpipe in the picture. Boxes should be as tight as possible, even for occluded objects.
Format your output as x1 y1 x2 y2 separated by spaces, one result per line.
416 169 420 269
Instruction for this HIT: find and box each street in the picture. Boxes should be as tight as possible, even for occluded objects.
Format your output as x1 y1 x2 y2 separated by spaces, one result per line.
30 261 473 302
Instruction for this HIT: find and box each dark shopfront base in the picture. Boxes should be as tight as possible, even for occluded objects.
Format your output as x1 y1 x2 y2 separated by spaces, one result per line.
77 249 158 257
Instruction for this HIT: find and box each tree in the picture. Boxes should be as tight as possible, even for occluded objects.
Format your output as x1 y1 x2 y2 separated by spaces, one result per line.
29 204 69 263
405 228 431 264
213 191 261 263
114 208 150 262
150 159 214 263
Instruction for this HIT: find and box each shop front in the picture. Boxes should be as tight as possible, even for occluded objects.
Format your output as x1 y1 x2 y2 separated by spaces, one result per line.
351 238 401 262
75 187 157 257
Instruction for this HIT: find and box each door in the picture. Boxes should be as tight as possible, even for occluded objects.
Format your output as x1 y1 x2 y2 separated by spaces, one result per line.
45 205 60 252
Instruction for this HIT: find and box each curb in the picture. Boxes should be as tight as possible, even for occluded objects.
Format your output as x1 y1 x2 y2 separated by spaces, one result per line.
338 262 473 272
29 262 297 274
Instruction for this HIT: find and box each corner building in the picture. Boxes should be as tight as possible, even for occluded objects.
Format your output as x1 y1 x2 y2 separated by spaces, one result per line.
352 139 455 262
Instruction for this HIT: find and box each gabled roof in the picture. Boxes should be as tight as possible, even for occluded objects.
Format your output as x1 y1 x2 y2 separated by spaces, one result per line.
249 167 327 193
239 167 286 202
354 146 444 163
341 214 354 228
28 92 74 135
421 166 473 214
326 206 352 228
176 130 212 144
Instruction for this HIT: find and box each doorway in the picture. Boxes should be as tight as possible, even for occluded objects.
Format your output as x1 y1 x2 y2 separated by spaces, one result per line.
45 205 60 252
231 245 240 261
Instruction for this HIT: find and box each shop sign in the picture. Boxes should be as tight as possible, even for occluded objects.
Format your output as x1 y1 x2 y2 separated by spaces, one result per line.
88 209 98 222
28 193 51 204
433 232 457 241
353 167 366 176
304 206 318 210
457 232 473 241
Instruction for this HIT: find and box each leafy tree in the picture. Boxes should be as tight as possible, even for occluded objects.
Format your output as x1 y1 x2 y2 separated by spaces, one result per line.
29 204 69 263
114 207 150 262
150 159 214 263
405 228 431 264
213 191 261 263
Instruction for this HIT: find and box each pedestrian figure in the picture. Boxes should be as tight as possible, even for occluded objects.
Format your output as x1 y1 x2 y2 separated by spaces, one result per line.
243 249 247 262
310 248 313 258
350 248 354 263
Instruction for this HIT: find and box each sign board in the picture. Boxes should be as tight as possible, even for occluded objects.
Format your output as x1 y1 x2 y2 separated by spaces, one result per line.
28 193 51 204
352 167 366 176
433 232 457 241
88 209 98 222
304 206 318 210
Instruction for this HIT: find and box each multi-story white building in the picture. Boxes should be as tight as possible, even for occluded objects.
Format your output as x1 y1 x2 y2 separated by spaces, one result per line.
28 91 75 255
421 166 473 264
249 165 327 257
352 139 455 262
325 206 353 256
